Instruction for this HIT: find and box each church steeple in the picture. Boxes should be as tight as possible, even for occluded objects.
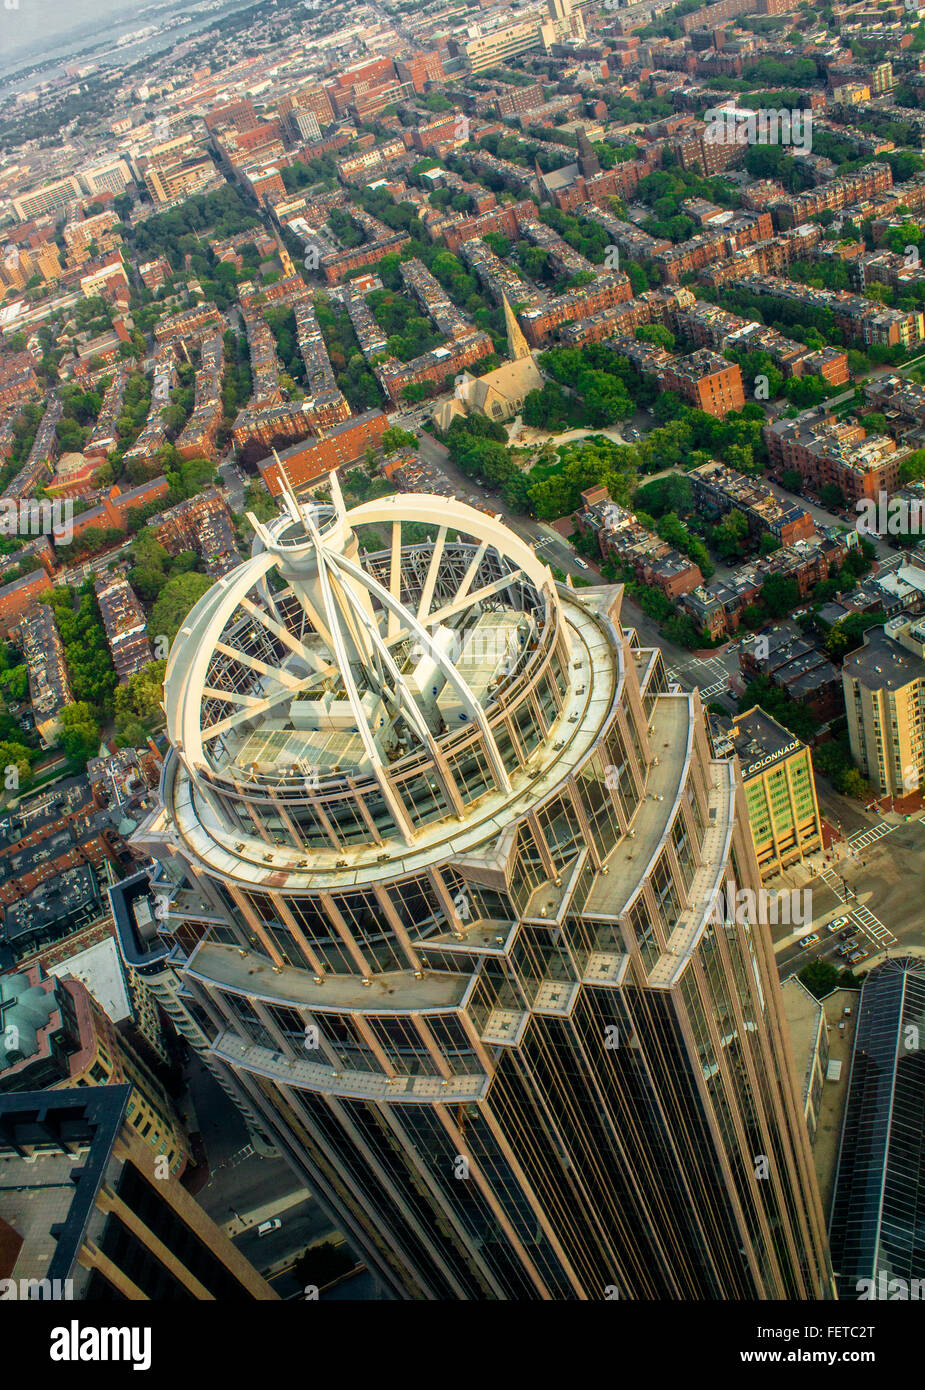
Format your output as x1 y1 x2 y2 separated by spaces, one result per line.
273 226 296 279
502 293 531 361
577 128 600 179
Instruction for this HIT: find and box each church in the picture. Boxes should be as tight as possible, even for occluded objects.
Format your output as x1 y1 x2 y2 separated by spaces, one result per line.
432 294 544 431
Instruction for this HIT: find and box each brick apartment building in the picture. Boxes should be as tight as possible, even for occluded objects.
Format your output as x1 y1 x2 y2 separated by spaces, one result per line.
153 303 222 345
204 99 259 133
609 337 746 417
231 394 351 459
0 570 53 640
764 409 905 504
258 409 388 493
378 333 497 404
689 461 817 546
94 572 152 683
148 487 240 576
770 163 893 230
738 623 844 723
68 477 172 546
440 201 536 255
518 276 634 347
575 485 703 599
322 232 410 284
395 50 445 93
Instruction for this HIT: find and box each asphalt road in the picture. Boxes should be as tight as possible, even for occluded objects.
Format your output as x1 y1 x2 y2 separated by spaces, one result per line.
182 1052 250 1171
232 1195 335 1277
774 815 925 981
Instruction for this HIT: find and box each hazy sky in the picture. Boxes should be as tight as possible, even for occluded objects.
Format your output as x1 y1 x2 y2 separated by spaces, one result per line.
0 0 179 63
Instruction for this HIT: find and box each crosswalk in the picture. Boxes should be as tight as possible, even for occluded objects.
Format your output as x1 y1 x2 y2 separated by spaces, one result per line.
817 867 896 948
846 822 894 852
849 902 896 948
666 661 728 699
205 1143 254 1189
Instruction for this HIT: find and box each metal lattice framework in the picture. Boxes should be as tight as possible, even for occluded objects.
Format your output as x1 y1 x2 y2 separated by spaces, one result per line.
164 475 565 844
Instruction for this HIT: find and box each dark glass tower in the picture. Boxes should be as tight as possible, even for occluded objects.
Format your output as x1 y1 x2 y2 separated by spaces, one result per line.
830 956 925 1299
135 487 833 1299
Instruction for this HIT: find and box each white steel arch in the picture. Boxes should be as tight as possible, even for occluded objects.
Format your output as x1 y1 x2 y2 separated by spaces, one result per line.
164 491 562 839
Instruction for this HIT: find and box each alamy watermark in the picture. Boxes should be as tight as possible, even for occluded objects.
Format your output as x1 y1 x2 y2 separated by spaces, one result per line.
706 881 812 927
704 106 813 154
855 490 925 537
408 627 520 675
857 1272 925 1299
0 1277 73 1299
0 497 72 544
152 361 172 407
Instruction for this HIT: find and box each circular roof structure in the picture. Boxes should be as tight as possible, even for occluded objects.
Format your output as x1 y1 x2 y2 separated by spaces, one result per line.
164 477 570 848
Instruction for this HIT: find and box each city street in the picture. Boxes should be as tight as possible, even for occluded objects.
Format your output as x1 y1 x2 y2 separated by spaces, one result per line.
231 1194 335 1279
182 1052 250 1169
773 814 925 980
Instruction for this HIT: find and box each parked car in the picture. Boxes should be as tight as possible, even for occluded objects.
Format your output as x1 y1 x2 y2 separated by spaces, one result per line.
798 933 819 948
827 916 849 934
838 928 854 940
848 948 869 964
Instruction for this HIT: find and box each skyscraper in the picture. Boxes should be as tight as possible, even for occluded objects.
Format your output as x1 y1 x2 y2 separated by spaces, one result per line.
829 957 925 1299
135 486 832 1299
0 1086 277 1300
0 965 191 1178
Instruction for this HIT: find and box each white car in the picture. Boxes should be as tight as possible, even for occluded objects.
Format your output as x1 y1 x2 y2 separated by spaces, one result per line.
574 557 590 570
826 916 849 934
257 1218 282 1237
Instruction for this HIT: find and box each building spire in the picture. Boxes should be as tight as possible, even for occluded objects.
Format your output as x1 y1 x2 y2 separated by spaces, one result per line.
501 293 531 362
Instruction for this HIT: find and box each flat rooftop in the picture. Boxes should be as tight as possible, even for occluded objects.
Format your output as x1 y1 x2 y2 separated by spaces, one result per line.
722 705 807 779
843 626 925 692
585 694 691 921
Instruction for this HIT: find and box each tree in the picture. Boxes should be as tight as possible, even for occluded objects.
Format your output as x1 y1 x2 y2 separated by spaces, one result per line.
739 674 819 742
59 702 101 766
149 573 214 643
635 323 675 350
761 573 800 618
114 662 168 744
292 1240 356 1290
798 960 840 1000
840 767 868 798
179 457 215 495
0 741 31 786
712 508 750 562
652 391 685 424
899 449 925 485
380 425 418 454
129 564 167 603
